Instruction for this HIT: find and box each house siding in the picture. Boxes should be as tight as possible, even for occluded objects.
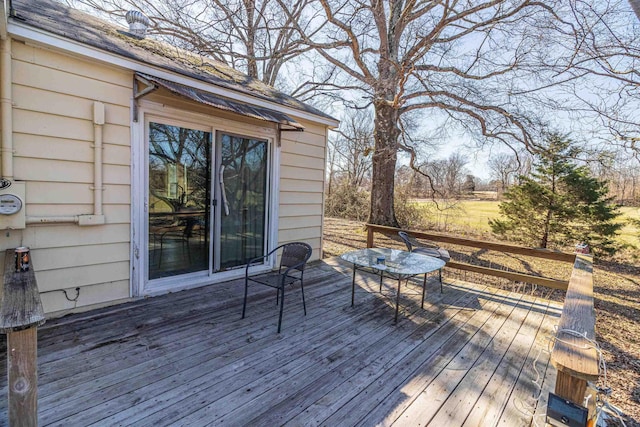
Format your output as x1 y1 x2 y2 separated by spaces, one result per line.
278 122 327 260
5 42 132 314
1 40 329 315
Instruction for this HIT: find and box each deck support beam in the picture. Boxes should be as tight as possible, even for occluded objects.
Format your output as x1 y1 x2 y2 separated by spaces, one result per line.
7 327 38 426
554 370 588 406
1 249 45 427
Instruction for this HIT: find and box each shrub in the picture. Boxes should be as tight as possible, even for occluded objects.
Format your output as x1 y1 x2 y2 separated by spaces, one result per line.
394 184 430 229
325 183 370 221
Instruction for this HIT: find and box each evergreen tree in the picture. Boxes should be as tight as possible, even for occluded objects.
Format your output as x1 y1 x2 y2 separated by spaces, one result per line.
489 134 622 254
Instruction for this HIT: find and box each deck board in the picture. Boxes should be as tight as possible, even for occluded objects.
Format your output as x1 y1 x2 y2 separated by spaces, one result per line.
0 258 562 426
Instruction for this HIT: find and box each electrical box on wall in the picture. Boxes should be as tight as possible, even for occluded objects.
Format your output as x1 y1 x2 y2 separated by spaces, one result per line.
0 180 26 230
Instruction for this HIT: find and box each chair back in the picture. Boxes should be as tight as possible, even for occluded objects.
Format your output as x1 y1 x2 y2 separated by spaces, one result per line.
398 231 414 252
280 242 313 272
183 218 198 238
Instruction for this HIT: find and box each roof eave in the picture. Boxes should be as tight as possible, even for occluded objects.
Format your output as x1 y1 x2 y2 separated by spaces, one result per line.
7 20 340 128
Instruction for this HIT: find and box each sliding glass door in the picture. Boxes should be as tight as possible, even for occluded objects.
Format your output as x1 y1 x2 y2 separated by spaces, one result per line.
148 122 211 280
218 133 268 270
146 120 268 283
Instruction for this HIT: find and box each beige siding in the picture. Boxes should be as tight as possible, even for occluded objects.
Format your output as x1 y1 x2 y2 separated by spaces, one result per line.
280 178 324 193
278 120 327 260
5 42 133 313
280 165 324 181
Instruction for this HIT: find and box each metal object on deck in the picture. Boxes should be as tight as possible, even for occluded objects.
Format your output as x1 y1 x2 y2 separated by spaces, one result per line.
14 247 29 272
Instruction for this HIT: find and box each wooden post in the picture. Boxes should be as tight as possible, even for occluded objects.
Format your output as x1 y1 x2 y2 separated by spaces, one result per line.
554 370 588 405
1 250 45 427
366 226 374 248
8 328 38 427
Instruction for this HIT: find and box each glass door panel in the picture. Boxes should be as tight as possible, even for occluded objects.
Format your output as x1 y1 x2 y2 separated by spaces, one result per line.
148 122 211 280
219 134 268 270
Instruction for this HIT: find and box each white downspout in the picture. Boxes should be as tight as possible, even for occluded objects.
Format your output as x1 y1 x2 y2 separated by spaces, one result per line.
25 101 106 225
1 36 13 179
92 101 105 217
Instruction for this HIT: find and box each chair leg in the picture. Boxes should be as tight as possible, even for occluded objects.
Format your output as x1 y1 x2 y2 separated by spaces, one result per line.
439 269 443 293
242 278 249 319
277 286 285 333
300 279 307 316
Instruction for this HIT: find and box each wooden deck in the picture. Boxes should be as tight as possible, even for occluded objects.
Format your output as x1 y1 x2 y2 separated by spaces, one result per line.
0 258 562 426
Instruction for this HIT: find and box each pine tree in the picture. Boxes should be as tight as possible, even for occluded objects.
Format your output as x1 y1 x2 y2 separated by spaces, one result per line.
489 134 622 254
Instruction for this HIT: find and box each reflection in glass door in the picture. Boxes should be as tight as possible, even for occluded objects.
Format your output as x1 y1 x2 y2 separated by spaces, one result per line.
148 122 211 280
218 133 268 270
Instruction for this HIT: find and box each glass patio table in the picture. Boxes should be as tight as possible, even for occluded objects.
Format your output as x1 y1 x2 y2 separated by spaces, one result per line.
340 248 446 322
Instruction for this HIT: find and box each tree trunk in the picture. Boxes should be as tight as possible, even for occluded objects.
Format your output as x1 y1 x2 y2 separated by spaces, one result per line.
630 0 640 21
368 99 400 226
540 208 552 248
243 0 259 79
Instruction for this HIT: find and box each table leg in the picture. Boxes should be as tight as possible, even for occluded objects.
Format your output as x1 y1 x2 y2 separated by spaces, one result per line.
379 272 383 292
439 269 443 293
421 273 427 309
395 277 401 322
351 265 356 307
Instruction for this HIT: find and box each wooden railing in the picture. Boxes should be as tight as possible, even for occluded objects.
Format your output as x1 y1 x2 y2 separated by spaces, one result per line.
550 254 599 408
366 224 599 414
365 223 576 290
1 249 45 427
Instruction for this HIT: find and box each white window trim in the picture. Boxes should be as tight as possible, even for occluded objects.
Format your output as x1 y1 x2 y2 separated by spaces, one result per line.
131 100 281 297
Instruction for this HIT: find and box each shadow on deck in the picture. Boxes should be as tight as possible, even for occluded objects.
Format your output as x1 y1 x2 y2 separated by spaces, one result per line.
0 257 562 426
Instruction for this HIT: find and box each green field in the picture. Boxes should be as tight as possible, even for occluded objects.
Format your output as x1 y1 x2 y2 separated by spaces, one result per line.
412 199 640 248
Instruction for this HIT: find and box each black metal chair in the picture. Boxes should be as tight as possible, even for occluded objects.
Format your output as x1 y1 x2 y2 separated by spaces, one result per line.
398 231 450 291
241 242 313 333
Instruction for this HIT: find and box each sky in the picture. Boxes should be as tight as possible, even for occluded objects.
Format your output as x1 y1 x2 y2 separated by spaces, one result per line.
68 0 639 183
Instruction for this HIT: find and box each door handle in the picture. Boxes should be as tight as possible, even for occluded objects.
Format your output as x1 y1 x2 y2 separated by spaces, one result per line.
219 164 230 216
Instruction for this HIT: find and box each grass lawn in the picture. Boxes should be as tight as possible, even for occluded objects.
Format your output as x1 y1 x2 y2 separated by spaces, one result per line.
411 199 640 249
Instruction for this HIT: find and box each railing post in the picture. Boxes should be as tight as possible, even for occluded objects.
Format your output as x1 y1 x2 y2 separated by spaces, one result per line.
8 328 38 426
1 249 45 427
554 370 588 406
366 225 374 248
551 254 598 421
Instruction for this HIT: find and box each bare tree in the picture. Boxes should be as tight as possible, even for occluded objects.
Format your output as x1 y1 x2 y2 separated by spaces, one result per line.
631 0 640 19
591 150 640 204
330 109 374 188
326 109 374 191
462 175 476 195
416 152 468 198
488 153 519 196
287 0 563 226
69 0 313 87
533 1 640 153
442 152 468 198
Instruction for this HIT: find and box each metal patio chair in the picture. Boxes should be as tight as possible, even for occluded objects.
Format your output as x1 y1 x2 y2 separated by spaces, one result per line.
241 242 313 333
398 231 450 291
